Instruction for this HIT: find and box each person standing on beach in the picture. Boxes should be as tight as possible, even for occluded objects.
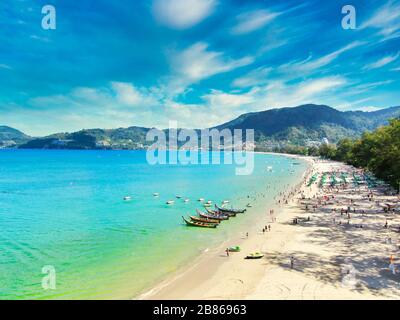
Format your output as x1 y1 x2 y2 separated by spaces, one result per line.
290 256 294 269
226 248 230 257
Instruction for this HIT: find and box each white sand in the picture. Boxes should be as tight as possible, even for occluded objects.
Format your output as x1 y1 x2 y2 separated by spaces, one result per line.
140 158 400 300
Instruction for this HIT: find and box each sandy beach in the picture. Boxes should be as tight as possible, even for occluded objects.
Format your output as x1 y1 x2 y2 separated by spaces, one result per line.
139 158 400 300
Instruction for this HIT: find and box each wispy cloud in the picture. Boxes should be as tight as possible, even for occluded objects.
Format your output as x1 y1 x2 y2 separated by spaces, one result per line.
279 41 363 74
152 0 216 29
361 1 400 41
363 52 400 70
232 67 272 88
167 42 254 95
231 9 280 35
30 35 50 42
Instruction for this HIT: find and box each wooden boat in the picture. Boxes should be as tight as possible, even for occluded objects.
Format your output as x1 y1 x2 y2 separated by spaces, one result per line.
182 216 217 228
215 204 246 214
207 207 236 217
197 209 228 221
245 252 264 259
190 215 220 224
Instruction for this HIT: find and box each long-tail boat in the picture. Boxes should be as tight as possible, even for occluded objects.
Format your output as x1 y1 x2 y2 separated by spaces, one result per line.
182 216 217 228
207 207 236 217
215 204 246 214
197 209 229 221
190 215 220 224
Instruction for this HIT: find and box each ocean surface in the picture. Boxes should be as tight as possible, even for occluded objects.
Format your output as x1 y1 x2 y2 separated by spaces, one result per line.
0 150 307 299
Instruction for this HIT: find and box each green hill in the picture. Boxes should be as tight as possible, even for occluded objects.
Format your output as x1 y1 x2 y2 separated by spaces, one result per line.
8 104 400 150
0 126 31 148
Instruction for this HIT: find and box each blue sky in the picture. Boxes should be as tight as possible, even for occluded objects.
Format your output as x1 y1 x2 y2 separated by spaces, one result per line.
1 0 399 135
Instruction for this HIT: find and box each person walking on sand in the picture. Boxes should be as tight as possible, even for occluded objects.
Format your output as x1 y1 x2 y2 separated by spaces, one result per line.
226 248 230 257
290 256 294 269
389 255 396 274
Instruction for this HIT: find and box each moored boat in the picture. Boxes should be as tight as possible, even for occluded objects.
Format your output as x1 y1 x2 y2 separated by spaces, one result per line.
190 215 220 224
245 252 264 259
215 204 246 214
208 207 236 217
182 216 217 228
197 209 228 221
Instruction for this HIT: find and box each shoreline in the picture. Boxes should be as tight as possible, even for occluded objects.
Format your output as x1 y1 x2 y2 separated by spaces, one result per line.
136 154 314 300
138 157 400 300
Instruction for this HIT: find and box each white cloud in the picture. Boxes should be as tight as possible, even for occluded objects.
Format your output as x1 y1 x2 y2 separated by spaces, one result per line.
171 42 254 82
279 41 363 74
152 0 216 29
353 106 384 112
294 77 346 98
363 52 400 70
361 2 400 41
232 10 279 35
110 82 159 107
232 67 272 88
30 35 50 42
202 89 254 107
166 42 254 96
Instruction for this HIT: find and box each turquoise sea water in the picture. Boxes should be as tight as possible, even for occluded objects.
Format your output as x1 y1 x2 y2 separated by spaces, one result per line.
0 150 307 299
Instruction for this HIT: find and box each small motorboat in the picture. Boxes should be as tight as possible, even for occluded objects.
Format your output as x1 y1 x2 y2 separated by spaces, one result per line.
246 203 252 208
153 193 159 197
123 196 132 201
184 199 190 203
176 195 182 199
245 252 264 259
166 200 175 205
198 198 205 202
203 203 212 207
